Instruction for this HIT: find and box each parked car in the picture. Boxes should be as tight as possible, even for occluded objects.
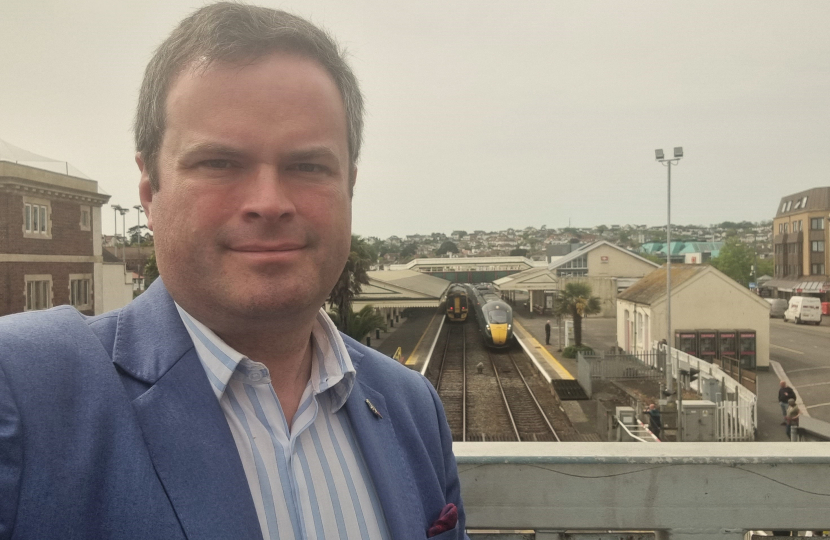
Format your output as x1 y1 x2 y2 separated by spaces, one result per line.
765 298 787 318
783 296 822 325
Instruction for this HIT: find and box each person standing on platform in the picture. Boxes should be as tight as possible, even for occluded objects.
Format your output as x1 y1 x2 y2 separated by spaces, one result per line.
0 4 466 539
644 403 662 440
545 319 551 345
778 380 797 425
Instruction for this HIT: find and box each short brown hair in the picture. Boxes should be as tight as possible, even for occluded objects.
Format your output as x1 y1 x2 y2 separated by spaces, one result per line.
134 2 364 190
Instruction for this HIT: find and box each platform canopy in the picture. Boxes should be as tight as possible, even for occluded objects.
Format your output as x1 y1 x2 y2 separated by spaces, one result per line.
352 270 451 310
493 266 559 292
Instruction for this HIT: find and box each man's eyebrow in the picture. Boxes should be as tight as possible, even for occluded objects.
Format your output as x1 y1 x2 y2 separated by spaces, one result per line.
284 147 342 164
178 142 247 159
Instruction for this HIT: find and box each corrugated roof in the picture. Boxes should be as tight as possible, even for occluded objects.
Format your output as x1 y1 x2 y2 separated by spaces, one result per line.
616 264 707 305
366 270 450 298
549 240 659 270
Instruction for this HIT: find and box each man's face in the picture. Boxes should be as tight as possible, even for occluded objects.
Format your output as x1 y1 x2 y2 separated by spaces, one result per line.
139 53 353 326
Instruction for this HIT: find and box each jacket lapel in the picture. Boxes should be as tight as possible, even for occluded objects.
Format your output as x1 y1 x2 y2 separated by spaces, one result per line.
113 281 262 540
344 348 425 539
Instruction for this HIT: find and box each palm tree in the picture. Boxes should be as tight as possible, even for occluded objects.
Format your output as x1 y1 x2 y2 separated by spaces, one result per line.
328 235 374 334
553 282 601 347
329 305 385 342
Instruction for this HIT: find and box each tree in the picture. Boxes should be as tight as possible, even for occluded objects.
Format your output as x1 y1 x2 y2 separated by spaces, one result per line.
509 248 528 257
552 282 601 347
328 235 373 334
400 243 418 259
143 253 159 288
328 305 385 342
710 237 754 286
436 240 459 256
757 258 773 278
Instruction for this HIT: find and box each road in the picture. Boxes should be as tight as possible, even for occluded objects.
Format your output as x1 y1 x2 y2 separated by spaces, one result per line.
770 318 830 424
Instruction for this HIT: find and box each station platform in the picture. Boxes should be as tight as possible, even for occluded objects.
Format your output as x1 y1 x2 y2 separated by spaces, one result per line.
372 307 443 372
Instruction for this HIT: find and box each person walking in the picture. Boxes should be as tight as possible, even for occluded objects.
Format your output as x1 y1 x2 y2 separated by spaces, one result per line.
785 398 801 441
545 320 551 345
778 381 797 425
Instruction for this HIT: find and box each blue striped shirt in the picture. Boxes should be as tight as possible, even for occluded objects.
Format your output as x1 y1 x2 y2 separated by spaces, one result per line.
176 305 390 540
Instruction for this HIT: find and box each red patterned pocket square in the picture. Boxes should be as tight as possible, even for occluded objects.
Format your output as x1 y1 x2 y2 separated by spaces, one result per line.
427 503 458 537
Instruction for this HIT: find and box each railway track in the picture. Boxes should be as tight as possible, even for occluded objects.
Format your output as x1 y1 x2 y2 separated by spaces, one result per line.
434 325 466 441
428 316 568 442
487 348 560 442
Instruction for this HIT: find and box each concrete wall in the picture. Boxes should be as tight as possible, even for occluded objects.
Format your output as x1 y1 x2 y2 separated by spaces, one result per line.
617 271 770 368
560 276 618 318
587 244 657 278
102 263 134 314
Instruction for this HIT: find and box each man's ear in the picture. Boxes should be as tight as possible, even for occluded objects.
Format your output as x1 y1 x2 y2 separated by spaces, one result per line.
136 152 155 231
349 165 358 198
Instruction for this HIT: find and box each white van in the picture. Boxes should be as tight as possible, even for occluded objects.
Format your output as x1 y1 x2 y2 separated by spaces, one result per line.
784 296 823 325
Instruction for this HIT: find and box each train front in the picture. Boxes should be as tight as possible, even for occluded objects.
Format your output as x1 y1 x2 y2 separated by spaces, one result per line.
483 301 513 347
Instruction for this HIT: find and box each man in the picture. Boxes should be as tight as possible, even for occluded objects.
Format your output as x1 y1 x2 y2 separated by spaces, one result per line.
0 4 465 539
544 319 551 345
778 380 797 426
644 403 661 440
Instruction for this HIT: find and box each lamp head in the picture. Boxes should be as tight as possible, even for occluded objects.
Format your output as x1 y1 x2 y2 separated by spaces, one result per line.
674 147 683 158
655 149 664 160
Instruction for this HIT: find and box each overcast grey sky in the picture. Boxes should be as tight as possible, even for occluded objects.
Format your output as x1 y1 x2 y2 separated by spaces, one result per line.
2 1 828 239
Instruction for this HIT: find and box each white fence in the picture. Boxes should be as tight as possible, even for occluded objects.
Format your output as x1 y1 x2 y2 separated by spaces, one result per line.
642 342 757 441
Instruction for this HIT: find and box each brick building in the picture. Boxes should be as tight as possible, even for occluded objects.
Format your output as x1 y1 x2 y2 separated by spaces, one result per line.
0 146 111 316
767 187 830 300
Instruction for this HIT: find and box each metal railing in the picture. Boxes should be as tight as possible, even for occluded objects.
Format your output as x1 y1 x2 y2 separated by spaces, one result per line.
456 442 830 539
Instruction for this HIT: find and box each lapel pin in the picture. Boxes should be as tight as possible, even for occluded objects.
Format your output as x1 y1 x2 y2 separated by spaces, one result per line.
365 399 383 419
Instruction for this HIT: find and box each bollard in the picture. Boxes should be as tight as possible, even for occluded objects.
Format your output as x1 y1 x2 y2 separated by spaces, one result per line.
376 329 380 339
395 315 399 323
390 319 394 328
366 336 371 347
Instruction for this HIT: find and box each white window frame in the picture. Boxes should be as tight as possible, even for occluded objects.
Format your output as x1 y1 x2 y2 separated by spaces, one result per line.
22 196 52 239
68 274 93 310
79 205 91 231
24 274 53 311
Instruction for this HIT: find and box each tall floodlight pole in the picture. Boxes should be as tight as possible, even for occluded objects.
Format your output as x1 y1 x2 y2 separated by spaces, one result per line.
118 207 129 262
656 147 683 439
133 205 145 288
111 205 123 259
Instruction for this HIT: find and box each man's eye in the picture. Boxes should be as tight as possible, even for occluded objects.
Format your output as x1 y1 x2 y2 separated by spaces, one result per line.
293 163 326 173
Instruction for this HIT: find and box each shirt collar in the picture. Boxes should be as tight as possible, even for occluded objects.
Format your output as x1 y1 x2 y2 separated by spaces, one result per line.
175 304 356 412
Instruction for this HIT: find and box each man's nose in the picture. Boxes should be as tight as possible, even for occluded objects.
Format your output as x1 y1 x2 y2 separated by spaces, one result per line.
239 165 297 221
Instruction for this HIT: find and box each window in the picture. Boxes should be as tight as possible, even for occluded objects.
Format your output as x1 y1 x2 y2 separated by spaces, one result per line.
812 264 825 275
812 217 825 230
24 275 52 311
69 275 92 310
22 197 52 239
79 205 91 231
783 223 788 234
812 241 825 252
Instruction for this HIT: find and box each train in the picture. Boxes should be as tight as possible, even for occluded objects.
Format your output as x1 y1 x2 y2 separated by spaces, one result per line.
466 283 514 348
445 284 469 322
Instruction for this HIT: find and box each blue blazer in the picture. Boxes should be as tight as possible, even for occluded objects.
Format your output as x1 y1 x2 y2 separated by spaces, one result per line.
0 281 465 540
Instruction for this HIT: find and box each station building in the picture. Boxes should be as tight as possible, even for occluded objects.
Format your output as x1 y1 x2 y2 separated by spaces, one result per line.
616 264 770 369
496 241 659 317
389 256 541 283
0 140 114 316
767 186 830 300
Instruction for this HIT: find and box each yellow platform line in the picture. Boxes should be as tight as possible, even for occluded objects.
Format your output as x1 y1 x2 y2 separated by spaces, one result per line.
405 310 439 366
513 319 574 380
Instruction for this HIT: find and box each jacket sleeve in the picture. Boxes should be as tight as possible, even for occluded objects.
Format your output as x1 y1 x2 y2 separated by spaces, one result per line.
0 364 22 540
